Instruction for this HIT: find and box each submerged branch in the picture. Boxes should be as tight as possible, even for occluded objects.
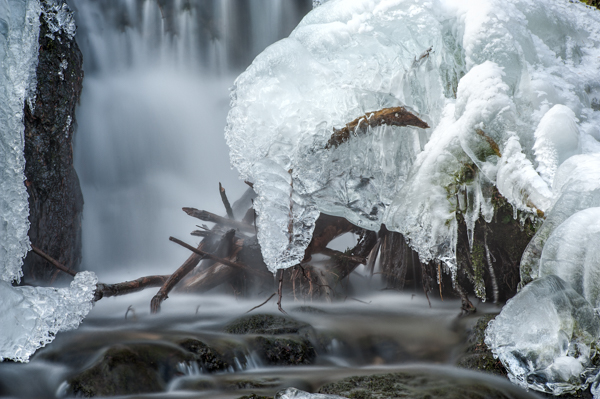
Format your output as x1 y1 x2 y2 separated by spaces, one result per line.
326 106 429 149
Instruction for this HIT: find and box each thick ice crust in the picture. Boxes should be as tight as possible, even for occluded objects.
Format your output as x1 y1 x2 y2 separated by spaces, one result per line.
226 0 600 272
0 272 98 363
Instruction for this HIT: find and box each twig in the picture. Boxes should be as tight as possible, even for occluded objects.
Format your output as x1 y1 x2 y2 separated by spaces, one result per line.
319 247 366 264
349 297 371 305
169 236 271 279
182 208 255 234
246 293 276 313
277 269 287 314
326 106 429 149
125 305 136 320
30 245 76 276
219 182 235 219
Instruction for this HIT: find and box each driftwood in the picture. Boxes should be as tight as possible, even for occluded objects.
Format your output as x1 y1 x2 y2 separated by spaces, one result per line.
326 106 429 149
219 182 234 219
150 232 238 313
95 276 170 301
182 207 255 234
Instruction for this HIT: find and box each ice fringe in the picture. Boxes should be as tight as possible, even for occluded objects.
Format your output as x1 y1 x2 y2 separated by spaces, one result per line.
0 0 97 363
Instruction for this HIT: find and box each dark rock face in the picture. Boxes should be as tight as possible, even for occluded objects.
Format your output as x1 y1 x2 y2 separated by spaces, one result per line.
68 343 196 397
22 0 84 282
224 314 311 335
318 370 538 399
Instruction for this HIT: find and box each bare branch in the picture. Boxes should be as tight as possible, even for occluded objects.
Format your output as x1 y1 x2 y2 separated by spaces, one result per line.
30 245 76 276
182 207 255 234
219 182 235 219
326 106 429 149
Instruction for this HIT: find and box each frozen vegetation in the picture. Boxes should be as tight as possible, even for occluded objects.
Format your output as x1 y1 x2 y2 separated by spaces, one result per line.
225 0 600 394
0 0 96 363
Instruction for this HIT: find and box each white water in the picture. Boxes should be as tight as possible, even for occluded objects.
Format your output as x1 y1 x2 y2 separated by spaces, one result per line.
72 0 311 278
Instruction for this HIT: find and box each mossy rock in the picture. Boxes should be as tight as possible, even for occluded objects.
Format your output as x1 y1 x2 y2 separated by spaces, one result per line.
318 370 535 399
250 336 316 366
224 314 311 335
68 342 196 397
455 314 507 376
176 338 229 372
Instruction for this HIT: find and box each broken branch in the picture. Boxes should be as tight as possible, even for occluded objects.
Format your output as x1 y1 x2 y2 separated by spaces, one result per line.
326 106 429 149
182 207 255 234
169 236 271 279
219 182 235 219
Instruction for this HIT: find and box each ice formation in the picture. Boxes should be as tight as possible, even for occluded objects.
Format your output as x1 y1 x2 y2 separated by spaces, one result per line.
0 0 97 363
275 387 347 399
0 0 40 283
0 272 98 363
226 0 600 274
485 275 600 395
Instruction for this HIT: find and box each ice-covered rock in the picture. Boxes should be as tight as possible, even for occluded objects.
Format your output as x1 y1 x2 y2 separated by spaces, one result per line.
485 275 600 395
538 208 600 309
520 154 600 285
226 0 600 272
0 271 97 363
276 387 348 399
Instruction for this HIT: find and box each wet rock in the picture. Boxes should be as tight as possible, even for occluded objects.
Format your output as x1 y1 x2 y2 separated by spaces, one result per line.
224 314 311 335
22 0 84 282
68 342 195 397
251 336 316 366
176 338 229 372
236 395 273 399
318 370 537 399
455 314 507 376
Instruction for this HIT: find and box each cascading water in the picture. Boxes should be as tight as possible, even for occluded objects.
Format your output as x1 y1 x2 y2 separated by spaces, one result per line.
71 0 312 277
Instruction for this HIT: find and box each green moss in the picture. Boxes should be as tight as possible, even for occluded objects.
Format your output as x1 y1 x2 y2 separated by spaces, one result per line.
251 336 316 366
455 314 507 376
471 242 486 299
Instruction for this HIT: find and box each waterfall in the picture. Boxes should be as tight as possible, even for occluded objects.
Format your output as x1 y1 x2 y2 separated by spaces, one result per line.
71 0 311 278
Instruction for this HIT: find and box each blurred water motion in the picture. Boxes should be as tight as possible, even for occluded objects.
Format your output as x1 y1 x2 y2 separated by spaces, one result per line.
72 0 311 277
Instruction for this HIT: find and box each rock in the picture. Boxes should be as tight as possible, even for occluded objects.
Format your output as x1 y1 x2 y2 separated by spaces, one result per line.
67 342 196 397
176 338 229 372
224 314 311 335
318 369 538 399
250 336 316 366
22 0 84 282
224 314 317 366
455 314 507 376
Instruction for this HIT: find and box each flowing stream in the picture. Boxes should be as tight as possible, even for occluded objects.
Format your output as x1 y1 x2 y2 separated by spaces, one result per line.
0 1 542 398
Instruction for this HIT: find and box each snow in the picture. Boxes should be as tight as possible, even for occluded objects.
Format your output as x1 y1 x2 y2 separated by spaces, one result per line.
0 0 97 363
485 275 600 395
226 0 600 274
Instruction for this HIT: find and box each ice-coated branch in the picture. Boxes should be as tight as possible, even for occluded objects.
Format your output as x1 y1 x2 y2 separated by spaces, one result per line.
325 106 429 149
